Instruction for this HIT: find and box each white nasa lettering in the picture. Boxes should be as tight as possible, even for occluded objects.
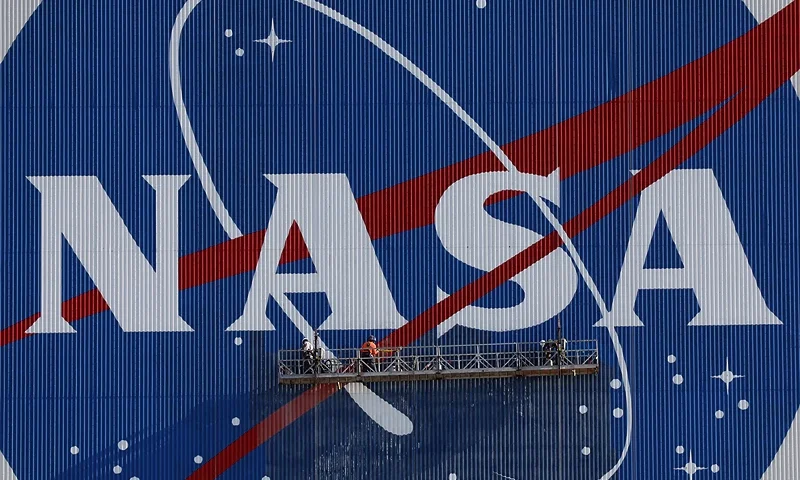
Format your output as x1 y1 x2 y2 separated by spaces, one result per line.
434 171 578 337
26 169 779 335
227 174 407 331
596 169 781 327
26 175 192 333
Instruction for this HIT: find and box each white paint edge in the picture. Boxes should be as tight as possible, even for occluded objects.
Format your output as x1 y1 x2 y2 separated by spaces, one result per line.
761 405 800 479
0 449 17 480
0 0 41 65
170 0 243 239
740 1 800 477
741 0 800 98
0 2 37 475
343 383 414 436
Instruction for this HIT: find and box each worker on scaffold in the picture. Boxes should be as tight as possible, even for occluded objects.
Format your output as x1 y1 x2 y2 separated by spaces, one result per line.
360 335 379 372
557 336 567 364
542 339 557 366
301 338 315 373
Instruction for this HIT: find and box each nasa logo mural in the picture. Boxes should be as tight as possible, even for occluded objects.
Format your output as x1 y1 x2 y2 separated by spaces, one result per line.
1 0 799 479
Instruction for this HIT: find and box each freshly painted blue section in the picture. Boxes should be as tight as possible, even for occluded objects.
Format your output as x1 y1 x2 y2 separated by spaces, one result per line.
1 1 798 478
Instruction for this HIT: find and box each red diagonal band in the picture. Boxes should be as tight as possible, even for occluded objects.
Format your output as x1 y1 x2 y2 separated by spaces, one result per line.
4 0 793 349
186 4 800 479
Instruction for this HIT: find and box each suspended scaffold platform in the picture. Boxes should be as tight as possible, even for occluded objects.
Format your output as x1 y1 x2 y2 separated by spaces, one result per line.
278 340 599 385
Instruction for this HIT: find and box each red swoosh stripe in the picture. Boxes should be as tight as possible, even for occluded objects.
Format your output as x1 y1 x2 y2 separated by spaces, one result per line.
2 0 788 347
186 3 800 479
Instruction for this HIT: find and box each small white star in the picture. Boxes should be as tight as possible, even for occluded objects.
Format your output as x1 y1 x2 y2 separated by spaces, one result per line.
674 451 708 479
711 357 744 394
254 19 292 62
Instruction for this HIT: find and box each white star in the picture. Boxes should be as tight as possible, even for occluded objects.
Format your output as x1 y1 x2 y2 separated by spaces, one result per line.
254 19 292 62
674 451 708 479
711 357 745 394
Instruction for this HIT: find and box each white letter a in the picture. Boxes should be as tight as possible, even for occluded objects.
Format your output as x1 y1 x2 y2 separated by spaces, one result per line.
597 169 781 327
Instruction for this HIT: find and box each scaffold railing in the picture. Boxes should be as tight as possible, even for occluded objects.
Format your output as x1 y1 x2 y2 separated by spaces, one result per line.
278 340 599 384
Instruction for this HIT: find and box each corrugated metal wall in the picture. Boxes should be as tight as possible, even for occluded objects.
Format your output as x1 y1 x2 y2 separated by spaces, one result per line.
1 0 799 479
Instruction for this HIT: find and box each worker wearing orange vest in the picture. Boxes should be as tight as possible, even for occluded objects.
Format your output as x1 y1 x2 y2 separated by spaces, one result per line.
360 335 378 372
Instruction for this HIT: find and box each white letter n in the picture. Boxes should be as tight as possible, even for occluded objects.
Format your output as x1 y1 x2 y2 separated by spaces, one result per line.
26 175 192 333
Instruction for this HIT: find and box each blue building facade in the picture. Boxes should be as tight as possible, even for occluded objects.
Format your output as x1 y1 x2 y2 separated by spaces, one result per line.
1 1 799 478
